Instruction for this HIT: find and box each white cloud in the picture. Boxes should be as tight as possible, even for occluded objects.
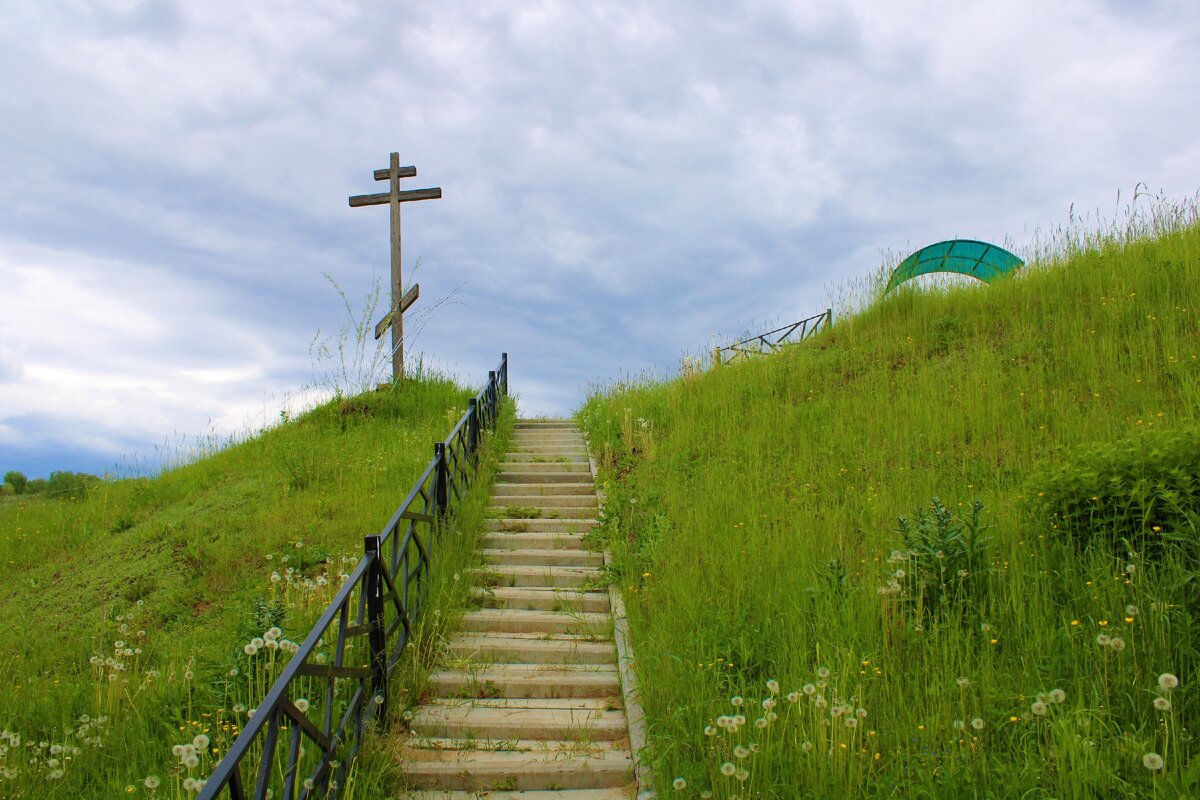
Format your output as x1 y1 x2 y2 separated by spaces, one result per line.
1 0 1197 471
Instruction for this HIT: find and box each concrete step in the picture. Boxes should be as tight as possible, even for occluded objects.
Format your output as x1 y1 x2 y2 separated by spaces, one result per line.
473 586 610 613
398 744 633 791
508 448 590 458
498 471 596 484
489 494 598 508
461 608 610 636
488 508 599 522
493 483 595 497
481 548 603 568
504 452 590 463
410 699 627 741
499 462 591 474
485 519 597 533
402 781 635 800
446 633 615 665
509 438 586 447
473 565 603 589
427 664 620 699
481 532 589 550
515 420 577 429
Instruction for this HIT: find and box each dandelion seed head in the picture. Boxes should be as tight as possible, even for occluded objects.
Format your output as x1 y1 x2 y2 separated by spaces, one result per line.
1109 637 1126 652
1158 673 1179 691
1153 696 1171 711
294 698 310 713
1143 752 1164 771
144 776 160 789
971 718 984 730
720 762 736 776
673 777 687 790
1048 689 1066 704
1031 701 1048 716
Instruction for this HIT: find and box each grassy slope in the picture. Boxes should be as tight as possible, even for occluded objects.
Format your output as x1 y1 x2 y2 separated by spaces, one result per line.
0 375 494 797
581 224 1200 798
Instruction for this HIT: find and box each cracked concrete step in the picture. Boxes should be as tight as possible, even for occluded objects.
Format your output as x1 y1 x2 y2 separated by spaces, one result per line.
493 482 595 496
487 510 599 523
481 547 603 568
446 633 616 665
504 452 590 463
410 699 627 741
472 586 610 613
506 438 585 450
427 664 620 699
461 608 610 636
499 461 591 473
481 531 589 550
485 519 597 533
473 565 603 589
401 788 635 800
497 472 594 485
489 494 598 508
398 745 633 792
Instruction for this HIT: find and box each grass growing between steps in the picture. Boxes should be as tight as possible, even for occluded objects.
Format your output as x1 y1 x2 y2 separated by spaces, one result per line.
0 374 495 799
580 207 1200 798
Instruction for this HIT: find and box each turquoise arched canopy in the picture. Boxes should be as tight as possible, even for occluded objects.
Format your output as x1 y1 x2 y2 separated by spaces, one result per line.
885 239 1023 293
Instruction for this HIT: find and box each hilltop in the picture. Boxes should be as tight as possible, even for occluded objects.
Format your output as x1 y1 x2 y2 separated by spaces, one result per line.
581 211 1200 798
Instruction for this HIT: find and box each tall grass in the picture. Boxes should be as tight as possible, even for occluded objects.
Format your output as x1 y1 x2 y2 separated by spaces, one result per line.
581 198 1200 798
0 373 507 798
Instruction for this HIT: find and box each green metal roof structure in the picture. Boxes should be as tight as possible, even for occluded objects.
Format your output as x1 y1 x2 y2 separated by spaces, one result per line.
885 239 1023 293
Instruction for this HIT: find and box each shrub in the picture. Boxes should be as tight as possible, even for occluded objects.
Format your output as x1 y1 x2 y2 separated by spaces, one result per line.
1028 425 1200 554
894 498 991 624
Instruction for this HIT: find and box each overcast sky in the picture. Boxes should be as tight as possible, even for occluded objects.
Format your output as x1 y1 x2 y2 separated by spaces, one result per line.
2 1 1198 478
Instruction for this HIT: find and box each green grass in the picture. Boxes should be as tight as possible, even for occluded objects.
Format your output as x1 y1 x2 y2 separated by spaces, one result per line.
580 205 1200 798
0 373 510 798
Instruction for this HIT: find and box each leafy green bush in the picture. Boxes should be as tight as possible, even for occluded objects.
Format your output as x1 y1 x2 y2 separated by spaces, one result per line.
893 497 991 624
1028 425 1200 553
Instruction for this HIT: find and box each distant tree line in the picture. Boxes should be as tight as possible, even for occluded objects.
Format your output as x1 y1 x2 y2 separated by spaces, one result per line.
1 470 101 499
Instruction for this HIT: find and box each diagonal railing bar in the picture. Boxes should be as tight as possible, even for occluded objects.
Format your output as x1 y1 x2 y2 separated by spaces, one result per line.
717 309 832 362
200 353 509 800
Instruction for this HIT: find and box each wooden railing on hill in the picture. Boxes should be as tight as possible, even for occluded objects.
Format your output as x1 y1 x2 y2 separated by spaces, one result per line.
716 308 832 361
199 353 509 800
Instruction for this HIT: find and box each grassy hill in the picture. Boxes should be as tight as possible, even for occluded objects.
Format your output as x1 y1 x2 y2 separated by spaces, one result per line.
0 374 508 798
581 209 1199 798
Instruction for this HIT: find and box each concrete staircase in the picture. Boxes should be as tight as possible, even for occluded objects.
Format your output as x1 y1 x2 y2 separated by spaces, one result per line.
398 420 637 799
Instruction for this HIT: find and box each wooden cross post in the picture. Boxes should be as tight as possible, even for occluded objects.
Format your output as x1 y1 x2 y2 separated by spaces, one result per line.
349 152 441 381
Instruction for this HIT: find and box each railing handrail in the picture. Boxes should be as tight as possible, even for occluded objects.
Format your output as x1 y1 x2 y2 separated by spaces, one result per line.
717 308 832 359
199 352 509 800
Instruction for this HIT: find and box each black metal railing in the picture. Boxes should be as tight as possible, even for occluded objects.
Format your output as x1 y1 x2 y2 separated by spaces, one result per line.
716 309 832 362
199 353 510 800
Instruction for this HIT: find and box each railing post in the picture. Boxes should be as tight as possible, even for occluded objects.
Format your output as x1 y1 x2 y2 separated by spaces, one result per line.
363 535 388 725
488 371 497 427
467 398 479 458
434 442 449 517
501 352 508 396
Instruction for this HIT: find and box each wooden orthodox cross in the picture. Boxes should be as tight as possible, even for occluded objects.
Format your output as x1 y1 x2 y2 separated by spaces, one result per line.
349 152 441 381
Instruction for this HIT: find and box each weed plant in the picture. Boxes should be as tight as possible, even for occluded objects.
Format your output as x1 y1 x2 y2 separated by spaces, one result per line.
0 373 507 797
581 197 1200 798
